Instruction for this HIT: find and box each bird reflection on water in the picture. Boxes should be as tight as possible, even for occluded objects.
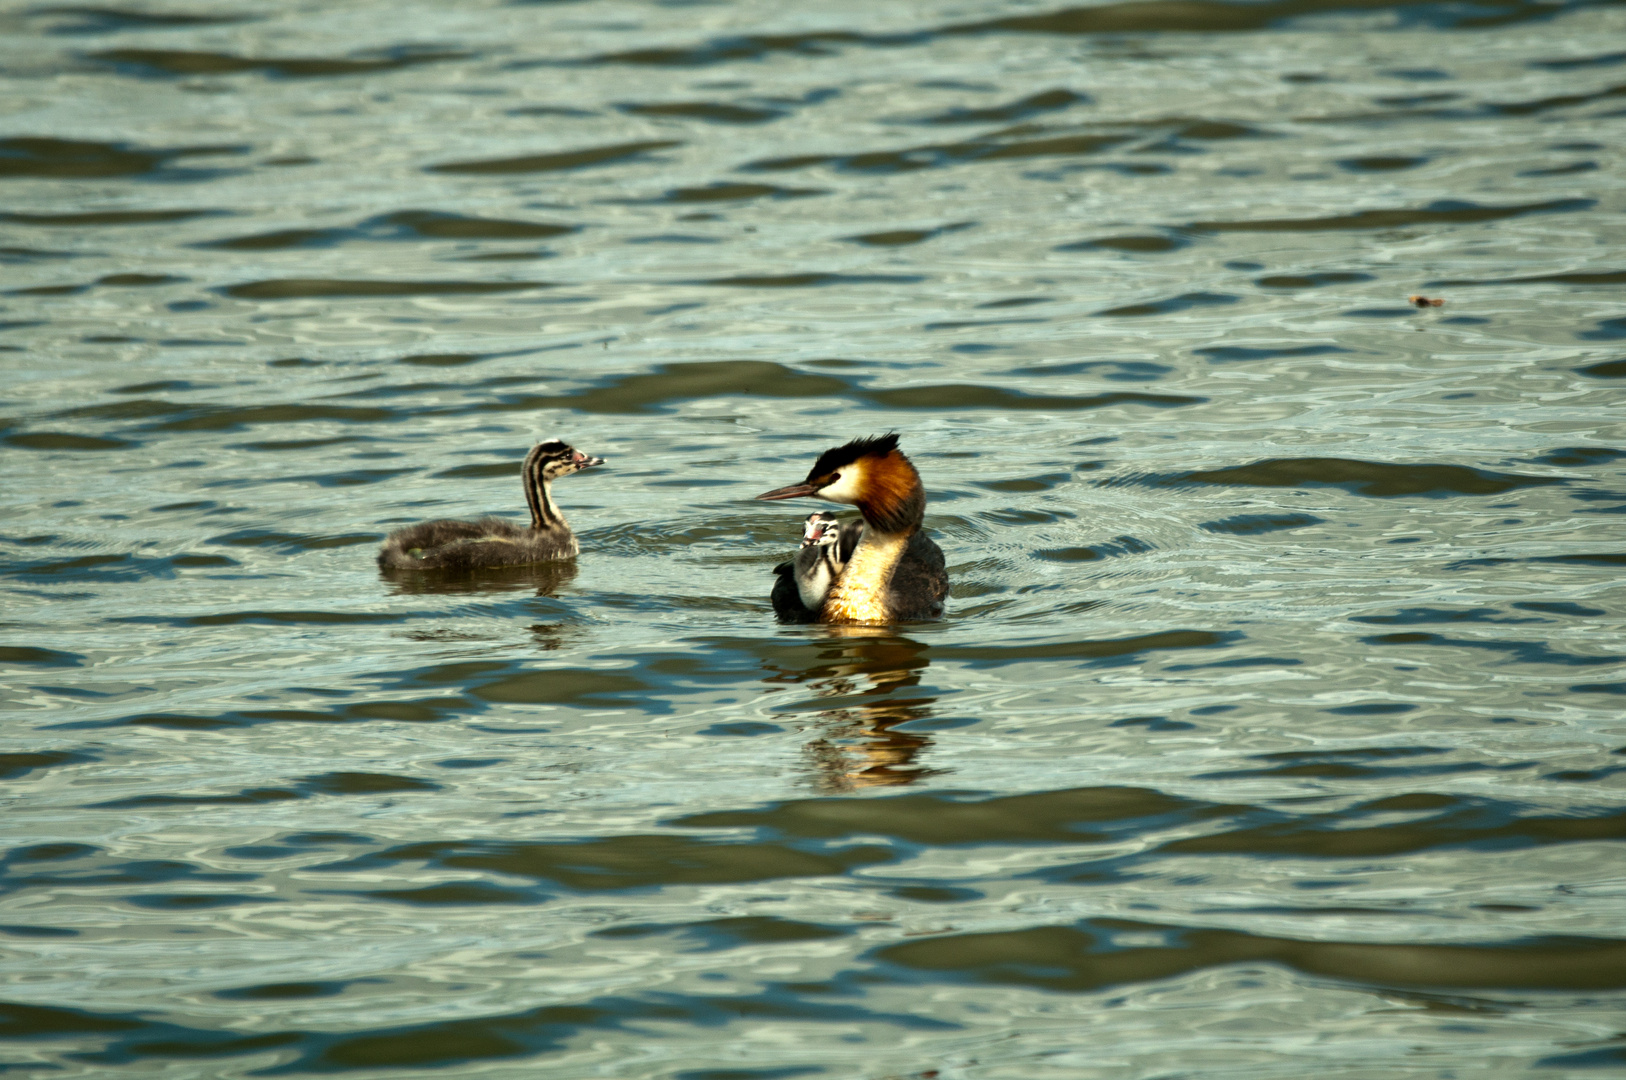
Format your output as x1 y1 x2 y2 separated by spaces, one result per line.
379 559 578 597
763 630 943 793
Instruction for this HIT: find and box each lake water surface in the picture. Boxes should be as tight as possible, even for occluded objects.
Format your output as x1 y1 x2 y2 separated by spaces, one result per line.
2 0 1624 1076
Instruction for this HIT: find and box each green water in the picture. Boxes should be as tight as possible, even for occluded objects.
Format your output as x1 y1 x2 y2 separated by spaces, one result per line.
1 0 1624 1075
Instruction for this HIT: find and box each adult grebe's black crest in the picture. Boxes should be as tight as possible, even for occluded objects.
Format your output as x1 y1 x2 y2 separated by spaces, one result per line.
378 439 604 571
807 433 899 479
757 434 946 623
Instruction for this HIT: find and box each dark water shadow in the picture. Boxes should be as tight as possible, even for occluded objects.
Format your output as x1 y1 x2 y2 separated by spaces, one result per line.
199 210 577 251
845 220 974 246
31 7 256 34
0 749 95 780
1118 457 1560 497
88 47 466 79
55 397 395 432
92 770 440 809
0 841 253 902
574 0 1591 70
915 88 1090 125
1429 268 1626 288
877 917 1626 995
1150 792 1626 860
1198 512 1325 534
484 360 851 415
3 549 239 583
38 362 1200 439
0 209 220 227
617 100 787 124
0 136 247 181
746 131 1132 175
429 140 681 175
677 782 1626 867
865 386 1201 410
946 0 1602 35
2 430 130 451
1356 630 1618 667
314 833 894 897
222 279 550 300
582 29 918 68
1190 197 1592 233
644 181 824 204
1057 231 1191 253
1096 291 1237 317
677 783 1211 845
931 629 1236 668
1195 343 1349 363
0 986 945 1072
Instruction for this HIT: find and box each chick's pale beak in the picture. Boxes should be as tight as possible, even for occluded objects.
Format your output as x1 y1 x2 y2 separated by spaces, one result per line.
575 452 605 469
756 482 817 501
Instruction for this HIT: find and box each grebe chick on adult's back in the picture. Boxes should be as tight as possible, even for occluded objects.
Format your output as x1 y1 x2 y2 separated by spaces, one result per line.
771 511 863 622
378 439 604 571
758 434 947 623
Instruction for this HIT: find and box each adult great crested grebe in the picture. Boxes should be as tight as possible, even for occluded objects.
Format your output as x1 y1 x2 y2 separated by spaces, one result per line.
771 511 864 622
758 433 948 623
377 439 604 570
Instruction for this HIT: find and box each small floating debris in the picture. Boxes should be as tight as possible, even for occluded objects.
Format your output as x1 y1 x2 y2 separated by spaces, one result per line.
1408 294 1445 307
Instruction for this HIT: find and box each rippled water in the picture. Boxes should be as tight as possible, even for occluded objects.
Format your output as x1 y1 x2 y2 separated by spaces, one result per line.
3 0 1624 1075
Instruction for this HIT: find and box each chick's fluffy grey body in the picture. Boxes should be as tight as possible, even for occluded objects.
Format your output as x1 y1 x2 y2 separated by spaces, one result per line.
377 515 580 570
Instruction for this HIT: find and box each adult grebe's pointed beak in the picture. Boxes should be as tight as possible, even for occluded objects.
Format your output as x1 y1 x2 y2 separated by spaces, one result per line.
756 482 817 501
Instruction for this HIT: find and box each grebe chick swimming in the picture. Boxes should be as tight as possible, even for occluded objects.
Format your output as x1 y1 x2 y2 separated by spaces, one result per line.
758 433 947 623
378 439 604 571
770 511 863 622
